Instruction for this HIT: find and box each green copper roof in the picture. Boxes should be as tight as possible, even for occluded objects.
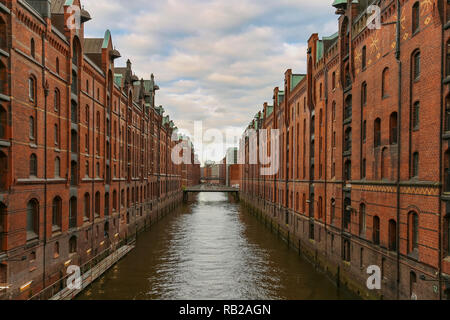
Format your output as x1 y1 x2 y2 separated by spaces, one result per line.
291 74 305 91
332 0 359 7
323 32 338 41
267 105 274 117
316 40 324 61
102 30 111 49
114 74 122 87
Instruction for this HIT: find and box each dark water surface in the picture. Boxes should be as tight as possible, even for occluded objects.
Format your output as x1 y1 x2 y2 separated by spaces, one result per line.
78 193 357 300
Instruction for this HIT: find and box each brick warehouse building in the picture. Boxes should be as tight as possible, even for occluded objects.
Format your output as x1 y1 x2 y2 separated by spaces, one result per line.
0 0 197 299
240 0 450 300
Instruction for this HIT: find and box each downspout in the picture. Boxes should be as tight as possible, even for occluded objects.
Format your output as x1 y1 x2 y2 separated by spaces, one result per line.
438 1 444 300
324 64 329 257
395 0 402 300
91 73 95 253
42 31 48 290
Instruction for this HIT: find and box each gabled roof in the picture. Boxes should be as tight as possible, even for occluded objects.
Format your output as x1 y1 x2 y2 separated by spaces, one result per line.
84 38 103 54
291 74 305 91
50 0 65 14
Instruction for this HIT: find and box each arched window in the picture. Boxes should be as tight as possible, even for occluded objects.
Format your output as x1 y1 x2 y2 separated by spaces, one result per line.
0 17 6 50
71 130 77 153
408 211 419 254
95 191 100 217
52 197 62 231
389 219 397 251
0 151 6 191
361 158 366 179
362 46 367 70
113 190 118 211
359 204 366 236
30 38 35 58
344 95 352 121
70 161 77 185
373 216 380 245
71 100 77 123
361 82 367 106
344 63 351 88
96 111 100 129
0 105 6 139
447 40 450 77
30 154 37 177
412 51 420 80
341 17 349 56
412 152 419 178
54 89 60 112
374 118 381 147
69 236 77 254
72 40 79 66
55 58 59 75
318 197 323 220
54 124 59 146
344 159 351 181
84 193 90 221
390 112 398 144
28 77 36 102
382 68 389 98
85 160 89 177
412 2 420 34
29 116 35 140
0 61 6 95
69 197 77 229
344 127 352 152
85 105 90 124
26 199 39 239
331 198 336 225
343 197 351 230
104 193 110 217
71 71 77 94
362 120 367 142
412 101 420 129
381 147 388 180
54 156 60 178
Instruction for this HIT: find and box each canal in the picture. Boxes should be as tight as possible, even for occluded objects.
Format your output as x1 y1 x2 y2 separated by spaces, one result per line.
78 193 357 300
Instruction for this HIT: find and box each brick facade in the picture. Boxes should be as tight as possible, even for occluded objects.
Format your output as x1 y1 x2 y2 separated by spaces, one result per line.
240 0 450 300
0 0 197 299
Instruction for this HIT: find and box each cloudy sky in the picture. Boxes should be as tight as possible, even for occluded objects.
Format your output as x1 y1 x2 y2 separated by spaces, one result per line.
82 0 338 163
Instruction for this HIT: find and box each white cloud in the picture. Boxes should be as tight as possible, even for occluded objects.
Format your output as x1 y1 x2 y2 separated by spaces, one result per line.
82 0 337 163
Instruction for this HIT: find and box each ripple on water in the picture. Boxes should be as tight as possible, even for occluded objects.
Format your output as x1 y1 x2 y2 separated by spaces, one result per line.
77 193 358 300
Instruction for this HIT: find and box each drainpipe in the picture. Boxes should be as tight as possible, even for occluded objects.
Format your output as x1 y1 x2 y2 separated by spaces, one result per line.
324 64 329 257
91 73 95 255
395 0 402 300
42 31 48 291
438 3 445 300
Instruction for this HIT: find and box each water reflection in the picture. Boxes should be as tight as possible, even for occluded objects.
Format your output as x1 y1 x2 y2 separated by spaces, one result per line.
78 193 357 300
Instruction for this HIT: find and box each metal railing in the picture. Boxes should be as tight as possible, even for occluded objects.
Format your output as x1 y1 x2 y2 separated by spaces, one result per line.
28 238 131 300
